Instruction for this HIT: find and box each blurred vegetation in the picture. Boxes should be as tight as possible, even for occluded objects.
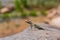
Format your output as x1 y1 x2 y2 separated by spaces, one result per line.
21 12 28 18
1 14 9 20
0 1 2 9
20 0 29 8
20 0 60 9
0 1 2 14
41 10 46 16
0 0 60 19
8 12 17 18
13 0 60 17
29 10 37 17
0 13 11 24
14 0 23 12
43 0 58 9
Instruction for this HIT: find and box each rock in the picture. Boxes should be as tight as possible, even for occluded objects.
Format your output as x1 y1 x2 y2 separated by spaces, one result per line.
45 6 60 28
1 6 14 13
46 8 56 19
0 23 60 40
46 6 60 19
49 17 60 28
1 7 9 13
